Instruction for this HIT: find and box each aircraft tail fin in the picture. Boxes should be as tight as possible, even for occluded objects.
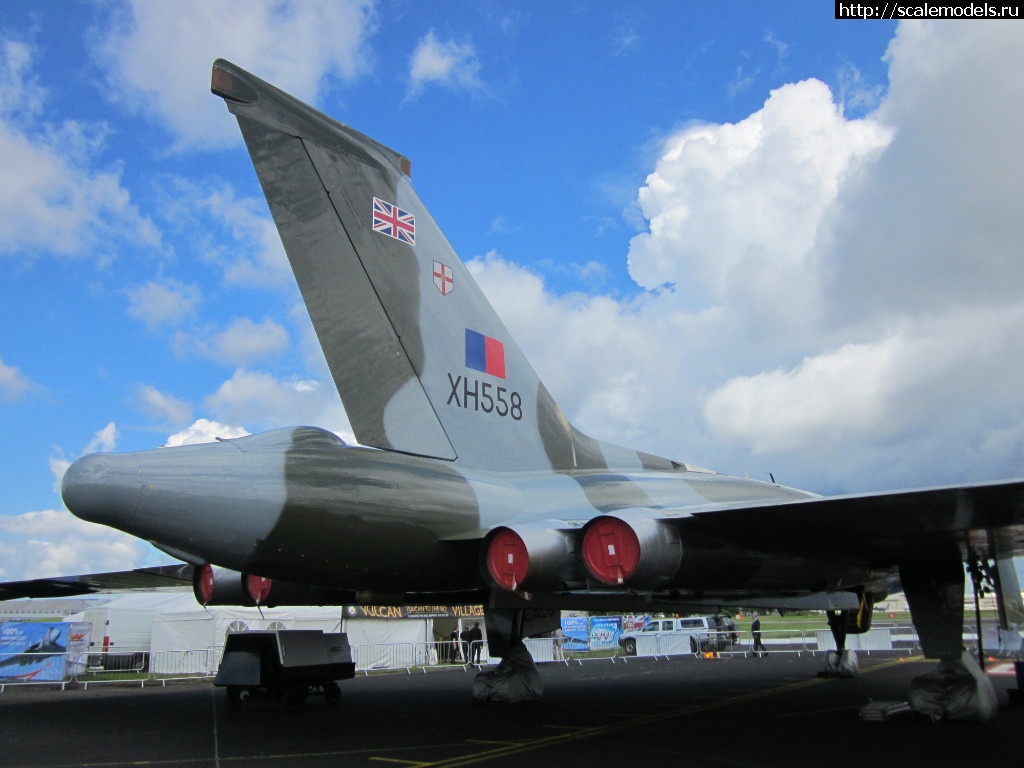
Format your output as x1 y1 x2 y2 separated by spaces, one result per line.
211 60 664 473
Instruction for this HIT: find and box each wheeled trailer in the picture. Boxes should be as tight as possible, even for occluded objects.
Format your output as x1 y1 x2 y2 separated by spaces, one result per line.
214 629 355 710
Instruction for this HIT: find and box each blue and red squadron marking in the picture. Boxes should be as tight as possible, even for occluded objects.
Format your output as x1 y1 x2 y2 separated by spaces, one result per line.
465 329 505 379
446 329 522 420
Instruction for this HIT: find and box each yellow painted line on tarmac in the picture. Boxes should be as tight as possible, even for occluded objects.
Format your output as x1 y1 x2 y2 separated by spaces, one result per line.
403 658 914 768
43 744 455 768
35 661 919 768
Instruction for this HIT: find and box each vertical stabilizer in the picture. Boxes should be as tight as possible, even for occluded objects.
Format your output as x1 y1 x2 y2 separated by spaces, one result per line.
212 60 663 473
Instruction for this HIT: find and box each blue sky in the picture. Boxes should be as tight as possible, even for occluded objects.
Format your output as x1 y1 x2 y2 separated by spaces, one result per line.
1 3 1023 581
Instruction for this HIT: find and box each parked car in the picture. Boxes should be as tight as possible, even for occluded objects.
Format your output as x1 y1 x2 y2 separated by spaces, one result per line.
618 614 739 656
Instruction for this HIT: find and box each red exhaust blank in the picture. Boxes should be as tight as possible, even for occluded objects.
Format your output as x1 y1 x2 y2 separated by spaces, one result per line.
246 573 273 605
486 528 529 591
196 563 216 605
581 517 641 585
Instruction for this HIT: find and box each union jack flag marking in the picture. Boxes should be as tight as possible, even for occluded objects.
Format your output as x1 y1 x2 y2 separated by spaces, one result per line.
372 197 416 245
433 261 454 295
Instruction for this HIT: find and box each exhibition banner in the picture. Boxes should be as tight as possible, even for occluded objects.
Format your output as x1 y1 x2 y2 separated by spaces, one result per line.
623 614 651 632
0 622 69 682
589 615 622 650
561 616 589 650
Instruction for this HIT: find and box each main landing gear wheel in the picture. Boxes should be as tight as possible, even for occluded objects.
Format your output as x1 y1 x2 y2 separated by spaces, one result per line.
226 686 249 712
323 681 342 707
283 686 308 710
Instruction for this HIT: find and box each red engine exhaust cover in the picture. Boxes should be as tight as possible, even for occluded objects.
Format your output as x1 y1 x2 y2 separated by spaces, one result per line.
486 528 529 591
581 517 641 585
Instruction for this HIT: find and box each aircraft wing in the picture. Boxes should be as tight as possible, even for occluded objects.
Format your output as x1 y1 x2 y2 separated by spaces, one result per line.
673 478 1024 564
0 563 193 601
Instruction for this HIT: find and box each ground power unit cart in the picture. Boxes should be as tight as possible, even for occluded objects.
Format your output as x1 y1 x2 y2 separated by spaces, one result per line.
214 629 356 710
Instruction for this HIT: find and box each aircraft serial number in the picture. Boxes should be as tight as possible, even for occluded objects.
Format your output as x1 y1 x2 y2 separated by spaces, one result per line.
446 373 523 420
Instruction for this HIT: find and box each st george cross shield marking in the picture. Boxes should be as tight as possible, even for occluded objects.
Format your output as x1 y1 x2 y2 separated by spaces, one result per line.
433 261 454 295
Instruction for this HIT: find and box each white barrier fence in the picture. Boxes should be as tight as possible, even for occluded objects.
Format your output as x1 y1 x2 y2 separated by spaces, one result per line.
2 624 1018 690
622 627 922 660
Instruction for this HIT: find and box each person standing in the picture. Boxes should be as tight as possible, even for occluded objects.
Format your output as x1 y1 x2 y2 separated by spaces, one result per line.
448 627 460 663
751 612 767 657
467 621 483 664
553 626 565 661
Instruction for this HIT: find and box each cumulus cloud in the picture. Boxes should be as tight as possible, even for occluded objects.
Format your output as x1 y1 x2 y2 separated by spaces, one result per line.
627 78 893 307
164 418 249 447
204 369 353 441
84 422 119 454
0 356 32 402
181 317 290 367
137 385 193 426
197 185 293 289
471 22 1024 494
407 31 485 99
156 179 292 290
0 37 160 261
125 278 202 331
93 0 377 149
0 509 151 580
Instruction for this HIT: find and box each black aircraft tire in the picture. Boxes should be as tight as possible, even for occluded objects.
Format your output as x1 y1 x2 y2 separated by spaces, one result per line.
284 687 308 711
226 687 243 712
324 681 341 707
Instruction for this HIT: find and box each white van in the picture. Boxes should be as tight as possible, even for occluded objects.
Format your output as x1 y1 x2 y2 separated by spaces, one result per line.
619 615 738 656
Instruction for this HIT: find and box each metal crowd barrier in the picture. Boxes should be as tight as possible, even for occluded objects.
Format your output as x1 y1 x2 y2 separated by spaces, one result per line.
6 624 1021 693
77 648 150 689
148 649 218 683
621 627 925 660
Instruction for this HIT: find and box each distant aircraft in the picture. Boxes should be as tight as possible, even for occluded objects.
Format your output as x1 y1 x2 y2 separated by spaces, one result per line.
0 626 66 669
51 60 1024 710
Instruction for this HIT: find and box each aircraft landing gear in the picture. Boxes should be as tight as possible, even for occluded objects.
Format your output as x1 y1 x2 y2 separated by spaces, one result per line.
901 554 998 720
820 609 859 678
472 641 544 704
471 606 556 704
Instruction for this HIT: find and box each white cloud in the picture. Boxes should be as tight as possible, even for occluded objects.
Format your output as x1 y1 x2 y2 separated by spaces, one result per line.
125 279 202 331
198 185 292 288
469 22 1024 494
182 317 290 367
204 368 352 440
0 509 150 580
0 38 44 118
137 385 193 426
165 418 249 447
0 356 32 402
84 422 119 454
0 38 160 261
93 0 377 149
627 78 892 305
158 179 292 289
407 31 485 99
